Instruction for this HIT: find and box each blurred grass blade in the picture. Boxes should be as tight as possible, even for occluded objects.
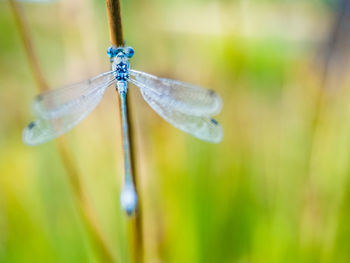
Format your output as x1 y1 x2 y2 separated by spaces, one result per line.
323 0 350 79
8 0 48 92
9 0 116 261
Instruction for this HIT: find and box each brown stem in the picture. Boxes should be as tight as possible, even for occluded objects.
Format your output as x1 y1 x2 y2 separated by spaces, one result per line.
8 0 48 92
9 1 116 262
105 0 124 46
105 1 144 262
56 138 116 263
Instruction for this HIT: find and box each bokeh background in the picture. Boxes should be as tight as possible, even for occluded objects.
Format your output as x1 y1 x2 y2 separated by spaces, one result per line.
1 0 350 262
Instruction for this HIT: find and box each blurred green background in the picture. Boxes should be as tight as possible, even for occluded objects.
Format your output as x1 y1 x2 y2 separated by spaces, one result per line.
1 0 350 262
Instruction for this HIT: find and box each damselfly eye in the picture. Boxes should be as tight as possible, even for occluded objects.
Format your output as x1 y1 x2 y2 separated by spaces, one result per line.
125 47 134 58
107 46 117 58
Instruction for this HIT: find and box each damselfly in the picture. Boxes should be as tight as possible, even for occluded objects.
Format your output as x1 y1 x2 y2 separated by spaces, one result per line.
23 46 223 214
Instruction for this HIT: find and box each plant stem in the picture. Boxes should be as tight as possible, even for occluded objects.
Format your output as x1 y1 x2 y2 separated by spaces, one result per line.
300 0 350 255
105 1 144 262
56 138 116 263
8 0 48 92
105 0 124 47
9 1 116 262
57 137 116 262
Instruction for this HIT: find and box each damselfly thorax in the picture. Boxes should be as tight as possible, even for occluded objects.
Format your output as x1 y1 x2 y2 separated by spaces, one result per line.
110 47 132 93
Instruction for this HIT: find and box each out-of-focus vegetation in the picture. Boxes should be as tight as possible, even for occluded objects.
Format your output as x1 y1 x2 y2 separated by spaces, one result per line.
1 0 350 262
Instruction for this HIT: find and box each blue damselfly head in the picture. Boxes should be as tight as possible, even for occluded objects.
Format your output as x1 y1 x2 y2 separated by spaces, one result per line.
120 183 138 216
107 46 134 59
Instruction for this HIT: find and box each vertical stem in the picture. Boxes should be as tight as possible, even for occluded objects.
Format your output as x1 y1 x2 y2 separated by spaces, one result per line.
300 0 350 256
105 0 124 46
56 138 116 263
9 1 116 262
8 0 48 92
105 1 144 263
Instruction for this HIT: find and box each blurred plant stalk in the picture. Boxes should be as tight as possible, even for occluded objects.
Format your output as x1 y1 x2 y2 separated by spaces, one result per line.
301 0 350 255
105 0 144 262
8 0 116 262
8 0 48 92
323 0 350 82
308 0 350 180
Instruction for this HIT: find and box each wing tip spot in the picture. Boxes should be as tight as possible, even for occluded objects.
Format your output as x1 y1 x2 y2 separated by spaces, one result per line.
209 90 216 96
210 118 218 125
28 121 36 130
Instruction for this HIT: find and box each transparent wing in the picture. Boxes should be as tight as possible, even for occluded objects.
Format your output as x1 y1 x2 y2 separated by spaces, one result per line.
133 80 223 143
23 74 114 146
129 69 222 116
33 71 115 119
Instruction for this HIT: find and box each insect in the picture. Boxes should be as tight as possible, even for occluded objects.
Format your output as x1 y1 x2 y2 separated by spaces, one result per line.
23 46 223 214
